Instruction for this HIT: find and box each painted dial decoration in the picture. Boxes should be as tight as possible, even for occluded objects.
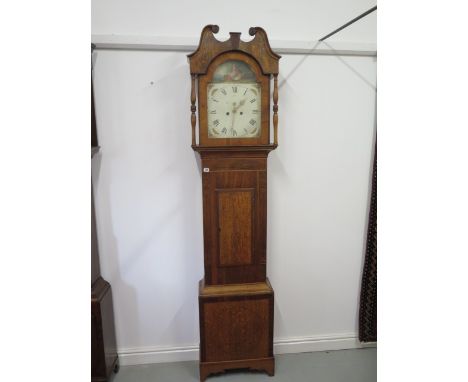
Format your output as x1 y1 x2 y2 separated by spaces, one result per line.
207 60 261 139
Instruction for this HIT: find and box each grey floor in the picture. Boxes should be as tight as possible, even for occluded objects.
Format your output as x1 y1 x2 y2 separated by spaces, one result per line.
113 348 376 382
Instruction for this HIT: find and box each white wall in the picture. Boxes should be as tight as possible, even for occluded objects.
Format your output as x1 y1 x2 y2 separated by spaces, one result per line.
92 0 376 44
92 0 377 365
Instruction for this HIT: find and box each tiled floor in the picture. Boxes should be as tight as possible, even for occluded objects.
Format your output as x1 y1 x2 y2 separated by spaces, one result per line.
113 348 376 382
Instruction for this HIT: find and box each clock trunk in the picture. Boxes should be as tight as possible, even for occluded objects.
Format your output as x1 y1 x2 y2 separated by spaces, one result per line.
201 150 268 285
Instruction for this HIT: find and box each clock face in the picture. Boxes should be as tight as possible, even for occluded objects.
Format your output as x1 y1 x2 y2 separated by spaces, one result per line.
207 83 261 138
206 60 262 139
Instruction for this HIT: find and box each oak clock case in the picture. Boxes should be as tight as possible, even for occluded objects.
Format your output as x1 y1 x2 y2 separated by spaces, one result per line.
188 25 280 382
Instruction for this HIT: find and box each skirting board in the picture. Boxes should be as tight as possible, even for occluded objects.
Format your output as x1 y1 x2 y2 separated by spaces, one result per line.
118 333 377 366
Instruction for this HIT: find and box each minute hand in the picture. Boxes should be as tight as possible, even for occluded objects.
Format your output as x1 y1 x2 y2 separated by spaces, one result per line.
233 99 246 113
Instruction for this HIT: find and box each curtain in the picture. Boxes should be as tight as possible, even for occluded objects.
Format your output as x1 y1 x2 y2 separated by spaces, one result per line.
359 143 377 342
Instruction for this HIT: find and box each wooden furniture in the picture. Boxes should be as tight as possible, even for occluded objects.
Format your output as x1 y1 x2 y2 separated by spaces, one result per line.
91 46 119 381
188 25 280 381
91 183 119 381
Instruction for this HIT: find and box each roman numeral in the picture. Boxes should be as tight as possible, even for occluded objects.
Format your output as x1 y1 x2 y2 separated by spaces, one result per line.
252 110 259 114
232 86 237 93
220 88 227 95
249 119 256 126
211 98 219 102
250 98 256 103
243 89 248 95
213 119 220 127
210 110 216 114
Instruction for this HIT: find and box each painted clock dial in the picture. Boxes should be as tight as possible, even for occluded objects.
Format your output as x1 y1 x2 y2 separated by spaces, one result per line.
207 60 261 138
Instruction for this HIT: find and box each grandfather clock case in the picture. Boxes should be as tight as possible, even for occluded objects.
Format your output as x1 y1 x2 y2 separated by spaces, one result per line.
188 25 280 381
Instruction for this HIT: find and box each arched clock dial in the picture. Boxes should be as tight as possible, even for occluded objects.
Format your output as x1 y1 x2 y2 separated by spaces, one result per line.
207 82 261 138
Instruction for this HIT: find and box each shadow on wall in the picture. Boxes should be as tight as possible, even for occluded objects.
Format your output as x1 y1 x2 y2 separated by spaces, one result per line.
92 56 204 350
92 151 140 350
279 41 376 92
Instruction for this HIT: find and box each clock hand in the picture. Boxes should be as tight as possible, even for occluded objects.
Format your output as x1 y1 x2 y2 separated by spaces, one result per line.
231 109 236 129
230 103 238 136
233 99 246 113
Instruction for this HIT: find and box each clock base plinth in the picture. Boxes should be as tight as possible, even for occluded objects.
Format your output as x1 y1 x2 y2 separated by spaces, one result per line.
198 278 275 382
200 357 275 382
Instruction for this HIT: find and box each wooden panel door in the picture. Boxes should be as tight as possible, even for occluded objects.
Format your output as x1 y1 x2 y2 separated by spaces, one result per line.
217 189 254 267
202 161 267 285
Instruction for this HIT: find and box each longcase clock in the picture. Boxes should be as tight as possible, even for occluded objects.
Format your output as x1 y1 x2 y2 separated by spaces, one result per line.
188 25 280 381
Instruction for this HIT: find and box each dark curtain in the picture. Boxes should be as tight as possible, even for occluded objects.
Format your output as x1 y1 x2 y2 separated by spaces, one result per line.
359 144 377 342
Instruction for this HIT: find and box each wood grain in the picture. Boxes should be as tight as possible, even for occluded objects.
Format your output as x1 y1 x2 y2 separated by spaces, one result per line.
217 189 253 266
199 278 275 381
188 25 280 75
201 154 269 285
191 74 197 146
200 358 274 382
91 277 119 381
199 278 273 296
204 298 269 361
273 74 279 146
